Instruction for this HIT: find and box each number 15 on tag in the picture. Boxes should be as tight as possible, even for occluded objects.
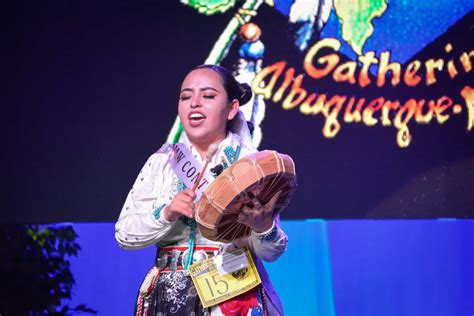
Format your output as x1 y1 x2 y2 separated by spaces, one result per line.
188 247 261 308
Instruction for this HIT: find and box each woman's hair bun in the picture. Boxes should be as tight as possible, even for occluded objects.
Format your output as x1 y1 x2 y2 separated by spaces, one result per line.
239 82 253 105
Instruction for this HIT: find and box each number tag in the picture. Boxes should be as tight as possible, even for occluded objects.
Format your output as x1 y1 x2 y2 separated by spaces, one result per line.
188 246 261 308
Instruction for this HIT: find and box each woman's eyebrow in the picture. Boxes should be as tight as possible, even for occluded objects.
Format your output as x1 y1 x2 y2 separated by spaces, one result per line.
200 87 219 92
180 88 193 94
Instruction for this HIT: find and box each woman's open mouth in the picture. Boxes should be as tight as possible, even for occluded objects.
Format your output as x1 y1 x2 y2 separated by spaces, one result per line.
188 112 206 127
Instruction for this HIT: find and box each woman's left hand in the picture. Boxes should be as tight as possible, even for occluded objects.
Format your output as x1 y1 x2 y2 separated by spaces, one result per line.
237 191 282 233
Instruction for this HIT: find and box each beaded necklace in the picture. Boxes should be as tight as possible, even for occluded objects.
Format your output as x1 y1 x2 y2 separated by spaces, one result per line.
175 179 196 270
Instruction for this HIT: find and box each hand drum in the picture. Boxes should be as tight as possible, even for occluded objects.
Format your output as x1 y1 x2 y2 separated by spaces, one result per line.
196 150 297 243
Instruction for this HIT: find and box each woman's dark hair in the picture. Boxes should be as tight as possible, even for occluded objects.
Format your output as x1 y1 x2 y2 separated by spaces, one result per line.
193 64 253 105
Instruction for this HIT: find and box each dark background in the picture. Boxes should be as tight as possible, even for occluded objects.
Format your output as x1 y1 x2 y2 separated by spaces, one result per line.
3 1 473 223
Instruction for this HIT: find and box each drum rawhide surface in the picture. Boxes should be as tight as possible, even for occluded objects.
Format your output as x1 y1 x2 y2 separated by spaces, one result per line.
196 150 297 243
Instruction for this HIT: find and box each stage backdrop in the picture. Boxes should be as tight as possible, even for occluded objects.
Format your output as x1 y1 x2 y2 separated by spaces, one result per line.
4 0 474 223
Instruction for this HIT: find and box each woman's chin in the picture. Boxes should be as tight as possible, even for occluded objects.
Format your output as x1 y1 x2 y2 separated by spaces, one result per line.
186 131 210 145
186 131 225 148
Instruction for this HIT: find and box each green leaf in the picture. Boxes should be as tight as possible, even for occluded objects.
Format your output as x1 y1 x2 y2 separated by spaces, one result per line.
181 0 236 15
334 0 388 55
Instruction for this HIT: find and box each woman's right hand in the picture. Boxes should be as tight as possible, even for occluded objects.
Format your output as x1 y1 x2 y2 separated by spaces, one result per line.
162 189 196 222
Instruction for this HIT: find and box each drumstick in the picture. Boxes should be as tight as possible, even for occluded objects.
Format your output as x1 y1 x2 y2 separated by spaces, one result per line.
192 143 218 192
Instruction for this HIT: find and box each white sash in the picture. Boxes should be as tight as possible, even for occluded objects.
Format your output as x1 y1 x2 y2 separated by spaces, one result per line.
168 143 214 200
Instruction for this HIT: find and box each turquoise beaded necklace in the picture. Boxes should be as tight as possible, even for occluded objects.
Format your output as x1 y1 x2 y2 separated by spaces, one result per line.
176 179 196 270
183 219 197 270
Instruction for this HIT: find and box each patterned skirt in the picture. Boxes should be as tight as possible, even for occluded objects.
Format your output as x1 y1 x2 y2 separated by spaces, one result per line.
134 247 267 316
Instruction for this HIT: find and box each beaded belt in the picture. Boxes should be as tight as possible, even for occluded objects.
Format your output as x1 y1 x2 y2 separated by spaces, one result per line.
155 245 220 272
